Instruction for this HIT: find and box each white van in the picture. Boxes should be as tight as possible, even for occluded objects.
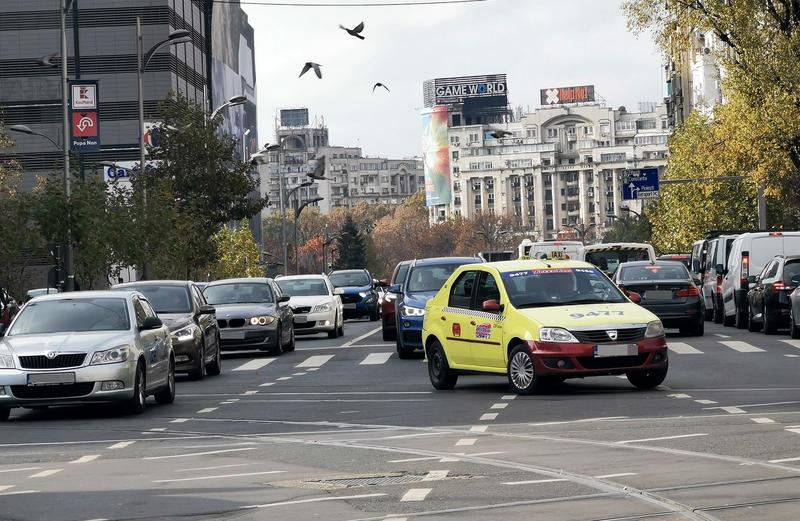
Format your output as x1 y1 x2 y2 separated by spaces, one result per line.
579 243 656 276
518 240 583 260
722 231 800 328
701 234 739 323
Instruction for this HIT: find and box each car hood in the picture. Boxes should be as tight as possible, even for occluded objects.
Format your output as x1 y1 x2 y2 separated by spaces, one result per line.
158 313 194 332
404 292 437 308
337 285 373 295
515 302 658 328
2 330 134 356
210 303 277 318
288 295 332 307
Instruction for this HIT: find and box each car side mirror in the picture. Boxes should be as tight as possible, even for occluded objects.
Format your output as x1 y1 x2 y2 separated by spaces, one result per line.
747 275 758 284
198 305 215 315
693 278 702 286
482 299 501 313
140 316 163 331
627 291 642 304
278 295 290 304
791 275 800 285
715 264 725 275
388 284 403 294
333 287 344 295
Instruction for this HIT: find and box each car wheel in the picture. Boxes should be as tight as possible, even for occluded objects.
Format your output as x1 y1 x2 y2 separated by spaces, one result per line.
747 305 761 332
713 300 724 324
382 316 396 341
125 362 146 415
188 342 205 380
284 327 296 351
265 324 283 355
734 303 748 329
704 306 713 321
0 408 9 421
337 318 344 337
427 340 457 390
155 357 176 405
507 345 549 395
396 334 415 359
369 309 379 322
763 304 777 334
328 313 339 339
626 363 668 389
206 337 222 376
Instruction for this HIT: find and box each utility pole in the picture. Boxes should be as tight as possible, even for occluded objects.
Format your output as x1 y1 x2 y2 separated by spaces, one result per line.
61 0 75 292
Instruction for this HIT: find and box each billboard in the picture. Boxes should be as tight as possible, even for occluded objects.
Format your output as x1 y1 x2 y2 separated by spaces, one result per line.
424 74 507 107
421 105 451 207
69 80 100 152
280 108 309 127
541 85 595 105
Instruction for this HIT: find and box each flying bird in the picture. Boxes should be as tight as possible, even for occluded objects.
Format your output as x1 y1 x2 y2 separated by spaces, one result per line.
299 62 322 79
373 82 390 93
339 21 365 40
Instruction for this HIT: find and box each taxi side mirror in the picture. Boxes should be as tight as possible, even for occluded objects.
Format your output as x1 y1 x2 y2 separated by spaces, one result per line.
482 299 502 313
626 291 642 304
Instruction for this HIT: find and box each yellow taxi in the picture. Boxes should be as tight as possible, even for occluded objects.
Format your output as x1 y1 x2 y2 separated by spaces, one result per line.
421 259 668 394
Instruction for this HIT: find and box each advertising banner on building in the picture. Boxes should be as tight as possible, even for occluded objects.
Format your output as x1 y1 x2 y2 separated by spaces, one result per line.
540 85 595 106
424 74 508 107
69 80 100 152
421 105 451 207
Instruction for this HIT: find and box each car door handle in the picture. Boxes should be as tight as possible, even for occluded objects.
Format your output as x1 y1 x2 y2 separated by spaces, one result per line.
470 320 476 326
440 316 447 321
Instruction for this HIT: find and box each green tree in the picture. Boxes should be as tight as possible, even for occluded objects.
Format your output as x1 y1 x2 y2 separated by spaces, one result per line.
211 224 263 279
602 214 654 246
332 215 367 269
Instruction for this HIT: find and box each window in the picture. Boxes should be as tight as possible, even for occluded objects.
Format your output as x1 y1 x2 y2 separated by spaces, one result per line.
133 298 148 328
448 271 478 308
450 135 460 146
637 119 657 130
547 128 558 138
634 135 668 145
474 272 501 308
600 153 626 162
615 121 636 131
583 126 594 136
452 151 459 160
526 127 537 138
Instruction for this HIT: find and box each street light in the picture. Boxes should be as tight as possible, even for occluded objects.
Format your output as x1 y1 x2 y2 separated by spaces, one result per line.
294 197 324 274
620 206 642 218
210 95 247 121
136 19 190 279
8 125 60 150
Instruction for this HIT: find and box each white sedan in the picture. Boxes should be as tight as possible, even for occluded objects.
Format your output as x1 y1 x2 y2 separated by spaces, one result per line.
275 275 344 339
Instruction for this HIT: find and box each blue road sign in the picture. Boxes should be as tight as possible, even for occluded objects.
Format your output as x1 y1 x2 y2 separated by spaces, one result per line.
622 167 659 200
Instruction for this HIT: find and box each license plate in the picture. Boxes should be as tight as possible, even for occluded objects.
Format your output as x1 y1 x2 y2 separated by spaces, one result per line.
221 330 246 340
645 290 673 300
343 303 357 309
294 315 308 324
593 344 637 358
27 372 75 386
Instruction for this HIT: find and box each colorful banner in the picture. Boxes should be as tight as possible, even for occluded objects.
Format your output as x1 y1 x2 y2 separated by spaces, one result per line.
421 105 451 207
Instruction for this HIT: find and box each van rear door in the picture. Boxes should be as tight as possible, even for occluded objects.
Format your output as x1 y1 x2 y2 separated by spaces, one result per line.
750 236 786 275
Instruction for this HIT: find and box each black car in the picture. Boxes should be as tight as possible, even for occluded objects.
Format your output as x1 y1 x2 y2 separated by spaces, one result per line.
203 278 294 355
614 260 704 336
328 269 380 320
114 280 221 379
748 255 800 334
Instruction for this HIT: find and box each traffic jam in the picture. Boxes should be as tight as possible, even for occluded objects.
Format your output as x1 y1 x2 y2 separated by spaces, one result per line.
1 231 797 419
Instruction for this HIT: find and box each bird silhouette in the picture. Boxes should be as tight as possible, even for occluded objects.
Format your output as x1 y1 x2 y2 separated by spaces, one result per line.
299 62 322 79
373 82 390 93
339 21 365 40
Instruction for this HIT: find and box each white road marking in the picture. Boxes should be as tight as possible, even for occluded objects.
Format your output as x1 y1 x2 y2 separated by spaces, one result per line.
490 403 508 410
276 377 292 381
719 341 765 353
480 413 498 421
170 418 189 423
785 354 800 358
233 359 273 371
0 486 14 492
455 438 476 446
144 447 257 460
616 433 708 444
668 342 703 354
383 432 449 440
341 327 383 347
439 457 459 462
149 428 167 432
0 467 41 474
615 375 628 379
713 333 731 338
296 354 334 368
383 518 408 521
70 455 99 464
0 490 38 496
503 478 568 485
751 417 776 424
242 390 258 395
470 425 488 433
780 339 800 349
306 367 320 371
360 352 393 365
668 393 692 399
242 493 386 509
259 382 275 387
719 407 746 414
501 395 517 400
401 488 432 502
694 400 717 405
29 469 62 478
769 456 800 463
595 472 638 479
175 463 256 473
292 372 307 376
107 441 135 449
422 470 449 481
788 428 800 434
387 456 441 463
153 470 284 483
229 398 239 402
530 416 628 427
196 408 218 414
220 401 234 405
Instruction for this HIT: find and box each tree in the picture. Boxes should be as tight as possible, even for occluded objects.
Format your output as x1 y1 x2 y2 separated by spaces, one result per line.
602 214 654 246
210 224 263 279
332 215 367 269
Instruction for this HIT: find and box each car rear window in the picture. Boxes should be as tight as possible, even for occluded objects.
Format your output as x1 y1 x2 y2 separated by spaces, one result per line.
618 264 689 282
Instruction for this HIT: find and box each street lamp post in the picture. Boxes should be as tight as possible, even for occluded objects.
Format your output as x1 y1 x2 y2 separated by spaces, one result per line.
294 197 324 274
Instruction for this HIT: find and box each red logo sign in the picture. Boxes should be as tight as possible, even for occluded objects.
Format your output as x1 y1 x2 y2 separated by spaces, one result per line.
72 112 98 137
452 323 461 337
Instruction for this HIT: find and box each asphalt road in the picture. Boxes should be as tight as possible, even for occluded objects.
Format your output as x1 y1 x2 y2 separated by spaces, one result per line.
1 319 799 521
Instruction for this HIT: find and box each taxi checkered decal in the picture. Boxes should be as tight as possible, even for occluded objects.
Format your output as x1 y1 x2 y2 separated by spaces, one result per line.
443 306 505 322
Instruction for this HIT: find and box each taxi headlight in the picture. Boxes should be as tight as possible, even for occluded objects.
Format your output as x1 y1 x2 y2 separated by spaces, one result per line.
91 345 131 365
250 316 276 326
644 320 665 338
312 303 332 313
402 305 425 317
539 327 579 343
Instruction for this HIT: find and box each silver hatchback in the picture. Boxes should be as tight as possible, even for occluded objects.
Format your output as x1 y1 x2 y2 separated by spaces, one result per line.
0 291 176 421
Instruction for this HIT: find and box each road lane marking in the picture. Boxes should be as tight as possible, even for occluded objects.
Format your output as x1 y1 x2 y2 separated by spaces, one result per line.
242 493 386 509
29 469 62 478
720 407 746 414
388 456 441 463
714 334 731 338
529 416 628 426
719 341 765 353
144 447 257 460
153 470 284 483
788 428 800 434
455 438 476 446
0 490 38 496
171 418 189 423
292 372 307 376
780 339 800 349
501 395 517 400
242 390 258 395
296 354 334 368
383 432 449 440
383 518 408 521
149 428 167 432
220 401 235 405
616 433 708 444
360 352 393 365
785 354 800 358
70 455 99 464
341 327 383 347
668 342 703 354
306 367 320 371
259 382 275 387
595 473 638 479
107 441 135 449
503 478 568 485
277 377 292 381
0 486 13 492
668 393 692 399
769 456 800 463
480 413 498 421
0 467 41 474
423 470 449 481
401 488 431 502
232 359 274 371
751 417 776 424
197 408 218 414
176 463 256 473
470 426 488 433
490 403 508 409
695 400 717 405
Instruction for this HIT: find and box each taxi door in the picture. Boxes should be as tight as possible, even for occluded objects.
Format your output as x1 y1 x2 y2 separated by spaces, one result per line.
466 271 506 370
439 270 479 366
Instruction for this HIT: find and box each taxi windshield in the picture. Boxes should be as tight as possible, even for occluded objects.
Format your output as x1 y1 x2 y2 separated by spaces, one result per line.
501 268 626 308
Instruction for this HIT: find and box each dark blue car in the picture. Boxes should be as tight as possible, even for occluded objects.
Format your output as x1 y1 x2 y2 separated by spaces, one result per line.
391 257 482 359
328 269 380 321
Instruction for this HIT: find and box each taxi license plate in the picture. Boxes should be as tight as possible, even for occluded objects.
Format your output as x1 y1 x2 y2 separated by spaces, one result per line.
221 330 246 340
294 315 308 324
343 303 357 309
593 344 637 358
27 372 75 386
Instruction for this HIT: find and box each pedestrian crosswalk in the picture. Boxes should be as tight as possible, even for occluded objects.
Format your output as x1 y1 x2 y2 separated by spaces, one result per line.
667 342 703 354
667 339 772 355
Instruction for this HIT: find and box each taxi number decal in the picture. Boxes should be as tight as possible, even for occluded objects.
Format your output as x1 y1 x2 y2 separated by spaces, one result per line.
476 323 492 339
569 311 625 318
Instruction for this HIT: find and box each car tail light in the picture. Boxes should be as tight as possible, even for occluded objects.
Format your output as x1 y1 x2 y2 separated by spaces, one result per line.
769 232 783 237
676 287 700 298
741 251 750 289
772 281 795 293
716 275 723 294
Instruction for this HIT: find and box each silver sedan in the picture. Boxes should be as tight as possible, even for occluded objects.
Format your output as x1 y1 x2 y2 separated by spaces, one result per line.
0 291 176 420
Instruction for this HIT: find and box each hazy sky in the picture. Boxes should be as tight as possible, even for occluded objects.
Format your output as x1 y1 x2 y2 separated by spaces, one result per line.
242 0 663 159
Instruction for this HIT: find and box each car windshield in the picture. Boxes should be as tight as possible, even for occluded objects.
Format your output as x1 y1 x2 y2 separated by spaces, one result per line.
502 267 626 308
9 298 130 335
277 279 329 297
121 285 191 313
784 260 800 283
329 272 371 287
407 264 463 292
585 250 650 274
618 264 689 282
204 283 274 304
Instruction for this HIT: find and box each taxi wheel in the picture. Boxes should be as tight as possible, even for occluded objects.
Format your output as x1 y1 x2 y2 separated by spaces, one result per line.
626 364 668 389
428 341 457 390
507 345 547 395
0 408 9 421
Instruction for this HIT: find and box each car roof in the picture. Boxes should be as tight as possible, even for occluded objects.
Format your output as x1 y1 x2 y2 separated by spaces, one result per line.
475 259 596 272
620 260 685 267
114 280 192 288
31 290 138 302
411 256 482 267
329 269 368 274
206 277 271 286
583 242 653 250
275 274 328 280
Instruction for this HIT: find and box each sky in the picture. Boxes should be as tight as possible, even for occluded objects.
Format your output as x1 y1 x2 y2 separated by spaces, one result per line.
241 0 663 159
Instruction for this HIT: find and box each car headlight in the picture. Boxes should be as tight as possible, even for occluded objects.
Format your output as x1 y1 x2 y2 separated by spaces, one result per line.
91 345 131 365
402 305 425 317
539 327 579 343
172 324 198 340
644 320 665 338
0 346 14 369
250 316 276 326
359 291 368 298
312 303 332 313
